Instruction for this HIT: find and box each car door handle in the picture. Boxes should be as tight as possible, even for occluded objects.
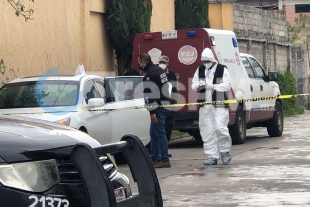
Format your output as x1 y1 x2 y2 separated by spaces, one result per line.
250 85 253 92
260 85 263 91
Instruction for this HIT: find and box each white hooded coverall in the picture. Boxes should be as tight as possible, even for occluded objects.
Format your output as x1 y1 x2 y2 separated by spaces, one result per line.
191 48 232 159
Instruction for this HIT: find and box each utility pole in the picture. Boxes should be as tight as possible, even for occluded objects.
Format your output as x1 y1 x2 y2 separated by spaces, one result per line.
278 0 283 10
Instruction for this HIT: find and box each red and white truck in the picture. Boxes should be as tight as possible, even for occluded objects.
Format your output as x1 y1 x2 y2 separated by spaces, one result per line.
131 28 283 144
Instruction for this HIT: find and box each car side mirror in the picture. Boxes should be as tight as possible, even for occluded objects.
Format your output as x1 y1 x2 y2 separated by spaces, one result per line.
86 98 105 109
268 72 278 82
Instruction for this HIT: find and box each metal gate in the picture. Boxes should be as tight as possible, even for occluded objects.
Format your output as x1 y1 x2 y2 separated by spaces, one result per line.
291 46 306 107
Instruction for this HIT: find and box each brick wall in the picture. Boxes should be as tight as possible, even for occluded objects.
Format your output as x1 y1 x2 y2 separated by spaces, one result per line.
233 4 289 43
284 5 298 24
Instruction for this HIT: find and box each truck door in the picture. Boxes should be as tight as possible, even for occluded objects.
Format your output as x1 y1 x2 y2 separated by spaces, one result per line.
247 57 274 119
138 36 210 132
138 37 207 113
240 56 265 121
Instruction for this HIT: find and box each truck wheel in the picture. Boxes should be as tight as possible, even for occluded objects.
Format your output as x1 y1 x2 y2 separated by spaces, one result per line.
229 105 246 145
267 101 283 137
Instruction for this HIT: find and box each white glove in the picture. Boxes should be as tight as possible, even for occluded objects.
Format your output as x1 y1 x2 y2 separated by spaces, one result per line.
205 84 214 90
199 80 206 86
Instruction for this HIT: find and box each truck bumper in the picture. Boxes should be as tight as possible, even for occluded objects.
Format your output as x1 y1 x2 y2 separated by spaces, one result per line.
173 111 199 131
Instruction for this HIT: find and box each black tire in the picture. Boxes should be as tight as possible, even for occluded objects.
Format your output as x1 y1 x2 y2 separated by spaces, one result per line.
267 101 283 137
229 105 246 145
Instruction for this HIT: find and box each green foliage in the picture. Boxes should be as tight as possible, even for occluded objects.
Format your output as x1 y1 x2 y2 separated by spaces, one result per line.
278 67 303 116
175 0 210 30
105 0 152 75
288 13 310 44
307 95 310 110
171 130 186 138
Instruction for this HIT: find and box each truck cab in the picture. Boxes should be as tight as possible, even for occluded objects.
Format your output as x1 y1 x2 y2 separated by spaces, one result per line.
132 28 283 144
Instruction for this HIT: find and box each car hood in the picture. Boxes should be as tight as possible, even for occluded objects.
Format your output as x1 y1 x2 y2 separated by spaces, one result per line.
0 115 100 163
0 107 77 122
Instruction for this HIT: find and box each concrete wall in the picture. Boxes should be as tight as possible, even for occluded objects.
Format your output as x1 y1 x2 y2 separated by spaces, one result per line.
1 0 295 86
233 3 290 72
150 0 175 32
234 0 278 7
0 0 175 86
209 3 234 30
0 0 115 86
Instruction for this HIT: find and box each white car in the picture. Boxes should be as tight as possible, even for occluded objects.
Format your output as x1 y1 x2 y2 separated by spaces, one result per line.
0 70 150 146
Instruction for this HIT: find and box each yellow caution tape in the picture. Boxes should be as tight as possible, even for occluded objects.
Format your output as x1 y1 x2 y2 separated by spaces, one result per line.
2 93 309 115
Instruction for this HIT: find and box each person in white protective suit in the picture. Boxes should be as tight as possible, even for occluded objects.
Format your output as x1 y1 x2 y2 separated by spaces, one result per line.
191 47 232 165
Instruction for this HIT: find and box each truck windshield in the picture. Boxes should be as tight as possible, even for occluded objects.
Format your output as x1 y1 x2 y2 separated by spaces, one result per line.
0 80 79 108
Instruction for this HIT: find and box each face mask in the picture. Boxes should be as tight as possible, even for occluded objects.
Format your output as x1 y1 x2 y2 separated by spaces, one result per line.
203 63 213 69
159 64 167 70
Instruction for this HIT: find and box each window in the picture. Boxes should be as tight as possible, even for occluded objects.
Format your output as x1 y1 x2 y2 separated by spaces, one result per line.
106 77 144 102
295 4 310 13
83 80 102 104
0 80 79 108
94 79 106 103
248 57 266 79
241 57 255 78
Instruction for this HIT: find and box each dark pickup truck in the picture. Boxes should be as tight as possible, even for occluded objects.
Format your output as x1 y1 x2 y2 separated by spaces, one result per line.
0 115 162 207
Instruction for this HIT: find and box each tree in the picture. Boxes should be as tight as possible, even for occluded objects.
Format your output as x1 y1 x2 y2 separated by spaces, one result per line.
288 13 310 44
278 66 303 116
175 0 210 30
104 0 152 75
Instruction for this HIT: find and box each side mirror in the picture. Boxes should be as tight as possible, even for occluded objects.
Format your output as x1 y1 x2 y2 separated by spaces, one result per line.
86 98 104 109
268 72 278 82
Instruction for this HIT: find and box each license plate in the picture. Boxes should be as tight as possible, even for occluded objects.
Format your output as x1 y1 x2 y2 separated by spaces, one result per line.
114 187 126 202
28 195 69 207
162 30 177 40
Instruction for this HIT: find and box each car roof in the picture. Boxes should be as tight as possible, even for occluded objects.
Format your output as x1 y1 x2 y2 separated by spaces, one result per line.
7 74 143 84
7 74 104 84
104 76 143 79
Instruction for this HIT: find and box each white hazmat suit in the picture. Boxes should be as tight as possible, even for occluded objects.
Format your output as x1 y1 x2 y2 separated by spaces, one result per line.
191 48 232 164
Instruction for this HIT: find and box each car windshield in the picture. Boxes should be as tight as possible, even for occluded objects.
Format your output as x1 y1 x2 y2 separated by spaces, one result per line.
0 80 79 108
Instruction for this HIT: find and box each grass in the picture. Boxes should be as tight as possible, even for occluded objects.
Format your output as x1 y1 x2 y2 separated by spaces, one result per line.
283 106 304 117
171 130 186 137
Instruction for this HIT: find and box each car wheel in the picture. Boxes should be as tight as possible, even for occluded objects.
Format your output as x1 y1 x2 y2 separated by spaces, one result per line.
229 105 246 145
267 101 283 137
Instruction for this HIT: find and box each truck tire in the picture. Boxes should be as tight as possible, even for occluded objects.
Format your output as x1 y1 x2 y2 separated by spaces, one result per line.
267 101 283 137
229 105 246 145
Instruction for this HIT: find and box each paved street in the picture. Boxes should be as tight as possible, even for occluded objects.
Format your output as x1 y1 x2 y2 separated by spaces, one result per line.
119 110 310 206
